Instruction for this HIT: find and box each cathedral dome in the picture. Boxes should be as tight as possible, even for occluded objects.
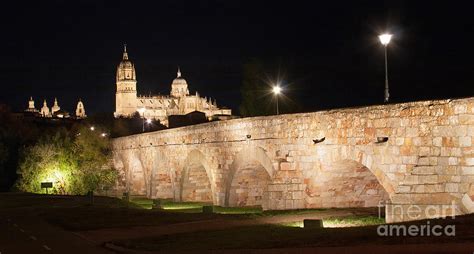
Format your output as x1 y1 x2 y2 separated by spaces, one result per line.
171 76 188 87
116 44 136 82
170 67 190 97
171 68 188 86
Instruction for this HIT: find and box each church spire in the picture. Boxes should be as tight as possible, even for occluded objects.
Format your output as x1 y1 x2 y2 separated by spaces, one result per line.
177 66 181 78
52 97 60 114
28 96 34 107
123 44 128 60
76 98 86 119
26 96 36 112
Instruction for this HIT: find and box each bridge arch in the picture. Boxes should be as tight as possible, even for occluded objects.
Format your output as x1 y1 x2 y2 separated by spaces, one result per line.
314 146 396 198
138 147 156 198
225 146 275 208
127 150 147 195
309 159 389 208
112 152 127 195
150 150 174 199
117 150 135 193
180 149 215 203
306 145 395 209
137 147 173 199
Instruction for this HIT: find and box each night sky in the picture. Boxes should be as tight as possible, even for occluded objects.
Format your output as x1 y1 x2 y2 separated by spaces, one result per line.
1 1 473 115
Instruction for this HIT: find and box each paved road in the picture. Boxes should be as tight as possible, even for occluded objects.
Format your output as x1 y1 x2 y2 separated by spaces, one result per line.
161 243 474 254
0 208 112 254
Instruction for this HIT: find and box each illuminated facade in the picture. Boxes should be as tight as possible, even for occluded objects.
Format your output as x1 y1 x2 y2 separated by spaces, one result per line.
26 97 85 119
114 45 231 126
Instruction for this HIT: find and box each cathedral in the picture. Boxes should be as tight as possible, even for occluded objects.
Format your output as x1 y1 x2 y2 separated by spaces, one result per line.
114 45 231 126
25 97 86 119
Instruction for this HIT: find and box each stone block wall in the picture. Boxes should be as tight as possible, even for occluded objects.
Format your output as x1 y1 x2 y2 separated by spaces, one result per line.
112 97 474 222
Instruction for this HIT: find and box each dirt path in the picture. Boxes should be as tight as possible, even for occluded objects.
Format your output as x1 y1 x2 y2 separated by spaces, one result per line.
77 209 373 244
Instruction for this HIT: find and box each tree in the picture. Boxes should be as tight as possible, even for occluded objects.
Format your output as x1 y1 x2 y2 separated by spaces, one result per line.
0 104 41 191
0 142 9 177
239 58 273 117
16 125 116 194
16 131 77 194
73 125 116 192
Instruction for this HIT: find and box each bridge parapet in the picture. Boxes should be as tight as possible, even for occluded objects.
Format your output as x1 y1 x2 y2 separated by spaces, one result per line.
113 97 474 222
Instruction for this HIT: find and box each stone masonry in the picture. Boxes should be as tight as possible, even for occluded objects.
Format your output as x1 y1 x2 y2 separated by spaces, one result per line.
112 97 474 222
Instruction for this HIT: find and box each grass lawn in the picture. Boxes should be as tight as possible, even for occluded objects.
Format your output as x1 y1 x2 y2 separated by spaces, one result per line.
43 206 219 231
128 197 370 217
54 197 376 231
323 215 385 228
130 197 209 212
130 197 262 214
0 193 380 232
0 193 219 231
281 215 385 228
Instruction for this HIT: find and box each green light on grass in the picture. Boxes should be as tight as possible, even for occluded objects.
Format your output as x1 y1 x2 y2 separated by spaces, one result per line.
280 221 304 228
281 216 385 228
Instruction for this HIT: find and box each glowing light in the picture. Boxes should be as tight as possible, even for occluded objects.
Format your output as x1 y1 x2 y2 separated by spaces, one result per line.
272 85 282 95
101 133 107 137
379 33 392 46
41 169 68 194
146 119 152 124
282 221 304 228
90 126 95 131
53 170 64 181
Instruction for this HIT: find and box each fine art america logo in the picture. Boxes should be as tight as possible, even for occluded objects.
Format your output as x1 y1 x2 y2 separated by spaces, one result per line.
376 200 457 237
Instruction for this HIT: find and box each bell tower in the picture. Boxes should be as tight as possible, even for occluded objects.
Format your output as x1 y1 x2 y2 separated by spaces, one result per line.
114 44 137 117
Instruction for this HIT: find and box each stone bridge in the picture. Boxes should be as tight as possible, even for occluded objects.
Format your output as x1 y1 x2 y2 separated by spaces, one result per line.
112 98 474 222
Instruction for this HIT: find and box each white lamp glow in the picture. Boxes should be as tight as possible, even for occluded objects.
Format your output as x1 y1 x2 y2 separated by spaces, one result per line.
379 33 392 46
272 86 282 95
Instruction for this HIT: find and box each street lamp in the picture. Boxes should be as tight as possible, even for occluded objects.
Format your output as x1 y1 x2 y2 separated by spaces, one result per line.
272 85 282 115
138 108 146 132
379 33 392 103
146 118 152 132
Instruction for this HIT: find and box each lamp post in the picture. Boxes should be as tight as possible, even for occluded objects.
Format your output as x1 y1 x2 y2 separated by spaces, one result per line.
146 118 152 132
379 33 392 103
138 108 146 132
272 85 282 115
